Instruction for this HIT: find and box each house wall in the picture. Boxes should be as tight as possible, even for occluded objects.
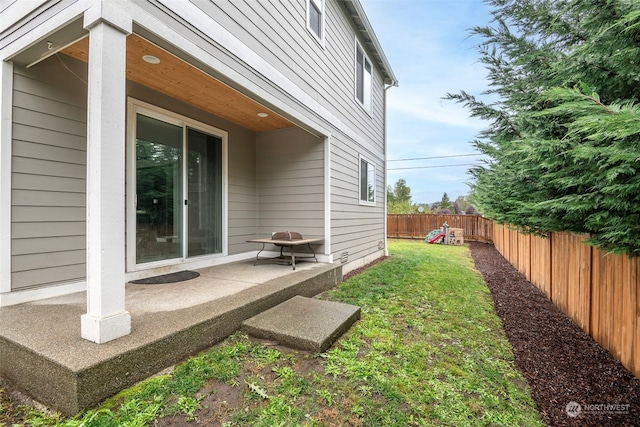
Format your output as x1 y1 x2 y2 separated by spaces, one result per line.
193 0 388 265
9 56 262 292
186 0 386 152
4 0 391 291
11 57 88 291
138 0 389 265
256 128 324 242
330 132 386 266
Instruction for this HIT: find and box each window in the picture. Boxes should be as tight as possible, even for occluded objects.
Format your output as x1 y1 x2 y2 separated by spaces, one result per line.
307 0 324 44
355 41 372 111
359 155 375 205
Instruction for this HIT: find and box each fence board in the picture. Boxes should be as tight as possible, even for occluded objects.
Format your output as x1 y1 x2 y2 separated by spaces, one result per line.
625 258 640 378
565 233 591 334
619 256 636 373
530 234 552 298
517 233 531 280
552 233 569 314
508 228 518 269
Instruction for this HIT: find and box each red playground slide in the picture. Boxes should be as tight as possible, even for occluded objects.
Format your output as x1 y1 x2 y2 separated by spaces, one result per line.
428 233 446 244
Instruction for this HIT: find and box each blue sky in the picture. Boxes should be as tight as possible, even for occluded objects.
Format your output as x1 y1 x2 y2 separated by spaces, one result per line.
360 0 493 205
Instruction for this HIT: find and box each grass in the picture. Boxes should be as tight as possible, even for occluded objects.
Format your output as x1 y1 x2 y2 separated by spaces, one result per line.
1 239 543 426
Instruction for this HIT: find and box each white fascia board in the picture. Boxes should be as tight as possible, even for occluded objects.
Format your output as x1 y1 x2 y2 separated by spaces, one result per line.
151 0 383 160
0 0 94 60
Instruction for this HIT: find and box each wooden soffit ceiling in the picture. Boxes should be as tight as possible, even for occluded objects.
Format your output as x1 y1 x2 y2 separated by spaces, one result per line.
61 34 295 133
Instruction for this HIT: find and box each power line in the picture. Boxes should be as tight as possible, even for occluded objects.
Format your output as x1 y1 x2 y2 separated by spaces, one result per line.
388 163 479 171
388 153 481 162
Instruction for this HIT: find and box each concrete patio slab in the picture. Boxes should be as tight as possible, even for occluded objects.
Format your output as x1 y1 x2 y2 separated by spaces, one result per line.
241 295 360 352
0 260 342 415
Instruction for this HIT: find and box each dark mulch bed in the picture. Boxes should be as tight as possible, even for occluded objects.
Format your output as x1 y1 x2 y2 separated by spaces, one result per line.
469 241 640 426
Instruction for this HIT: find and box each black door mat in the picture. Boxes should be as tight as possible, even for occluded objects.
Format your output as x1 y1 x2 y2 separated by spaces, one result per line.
129 271 200 284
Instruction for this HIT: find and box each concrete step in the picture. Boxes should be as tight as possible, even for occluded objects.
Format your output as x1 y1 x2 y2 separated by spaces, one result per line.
241 295 360 352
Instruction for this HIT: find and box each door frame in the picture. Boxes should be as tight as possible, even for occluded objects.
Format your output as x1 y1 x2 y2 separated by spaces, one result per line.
125 98 228 272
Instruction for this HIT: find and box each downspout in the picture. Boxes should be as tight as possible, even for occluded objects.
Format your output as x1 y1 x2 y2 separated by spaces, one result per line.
383 79 398 256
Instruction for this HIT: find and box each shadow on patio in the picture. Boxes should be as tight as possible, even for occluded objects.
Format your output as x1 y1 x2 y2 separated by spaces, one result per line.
0 260 341 415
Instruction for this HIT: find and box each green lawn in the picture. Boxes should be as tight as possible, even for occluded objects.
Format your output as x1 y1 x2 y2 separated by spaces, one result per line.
3 239 542 426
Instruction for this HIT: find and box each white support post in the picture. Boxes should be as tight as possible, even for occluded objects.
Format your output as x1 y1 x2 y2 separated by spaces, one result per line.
0 60 13 300
323 134 332 261
80 9 132 343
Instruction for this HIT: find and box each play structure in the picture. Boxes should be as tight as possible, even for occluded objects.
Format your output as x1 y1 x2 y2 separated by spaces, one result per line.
424 222 464 245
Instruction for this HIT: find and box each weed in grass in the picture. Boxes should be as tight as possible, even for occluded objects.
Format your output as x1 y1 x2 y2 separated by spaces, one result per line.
168 394 203 421
245 379 269 400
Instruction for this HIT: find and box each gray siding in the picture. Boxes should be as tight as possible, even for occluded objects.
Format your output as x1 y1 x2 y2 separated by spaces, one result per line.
256 128 324 244
6 0 390 291
329 132 386 262
11 57 88 290
10 62 260 291
187 0 386 153
155 0 388 264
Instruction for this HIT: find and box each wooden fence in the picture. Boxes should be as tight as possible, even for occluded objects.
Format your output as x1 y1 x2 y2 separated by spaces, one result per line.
387 214 493 242
493 225 639 379
386 215 639 378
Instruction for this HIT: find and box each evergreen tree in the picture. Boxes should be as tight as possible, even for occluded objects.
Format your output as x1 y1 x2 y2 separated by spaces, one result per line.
387 179 415 214
447 0 640 255
440 192 452 210
394 179 412 203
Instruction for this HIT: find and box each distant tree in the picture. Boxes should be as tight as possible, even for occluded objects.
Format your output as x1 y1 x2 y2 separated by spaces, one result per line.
387 179 414 214
465 205 476 215
393 179 412 203
440 192 452 210
436 208 452 215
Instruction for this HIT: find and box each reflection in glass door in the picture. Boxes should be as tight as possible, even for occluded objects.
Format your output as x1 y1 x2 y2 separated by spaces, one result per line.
135 115 183 264
187 128 223 257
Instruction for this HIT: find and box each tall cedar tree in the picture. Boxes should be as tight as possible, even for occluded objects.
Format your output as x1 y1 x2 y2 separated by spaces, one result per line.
446 0 640 256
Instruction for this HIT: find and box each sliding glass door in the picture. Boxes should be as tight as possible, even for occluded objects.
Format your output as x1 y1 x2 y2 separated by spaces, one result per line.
187 128 223 257
133 111 224 266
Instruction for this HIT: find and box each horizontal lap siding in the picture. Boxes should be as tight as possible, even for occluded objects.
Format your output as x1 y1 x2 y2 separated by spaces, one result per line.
192 0 385 152
330 133 385 261
256 128 324 243
147 0 388 263
11 60 88 290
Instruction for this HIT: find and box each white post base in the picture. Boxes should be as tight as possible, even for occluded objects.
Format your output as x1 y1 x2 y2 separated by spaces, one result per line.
81 312 131 344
